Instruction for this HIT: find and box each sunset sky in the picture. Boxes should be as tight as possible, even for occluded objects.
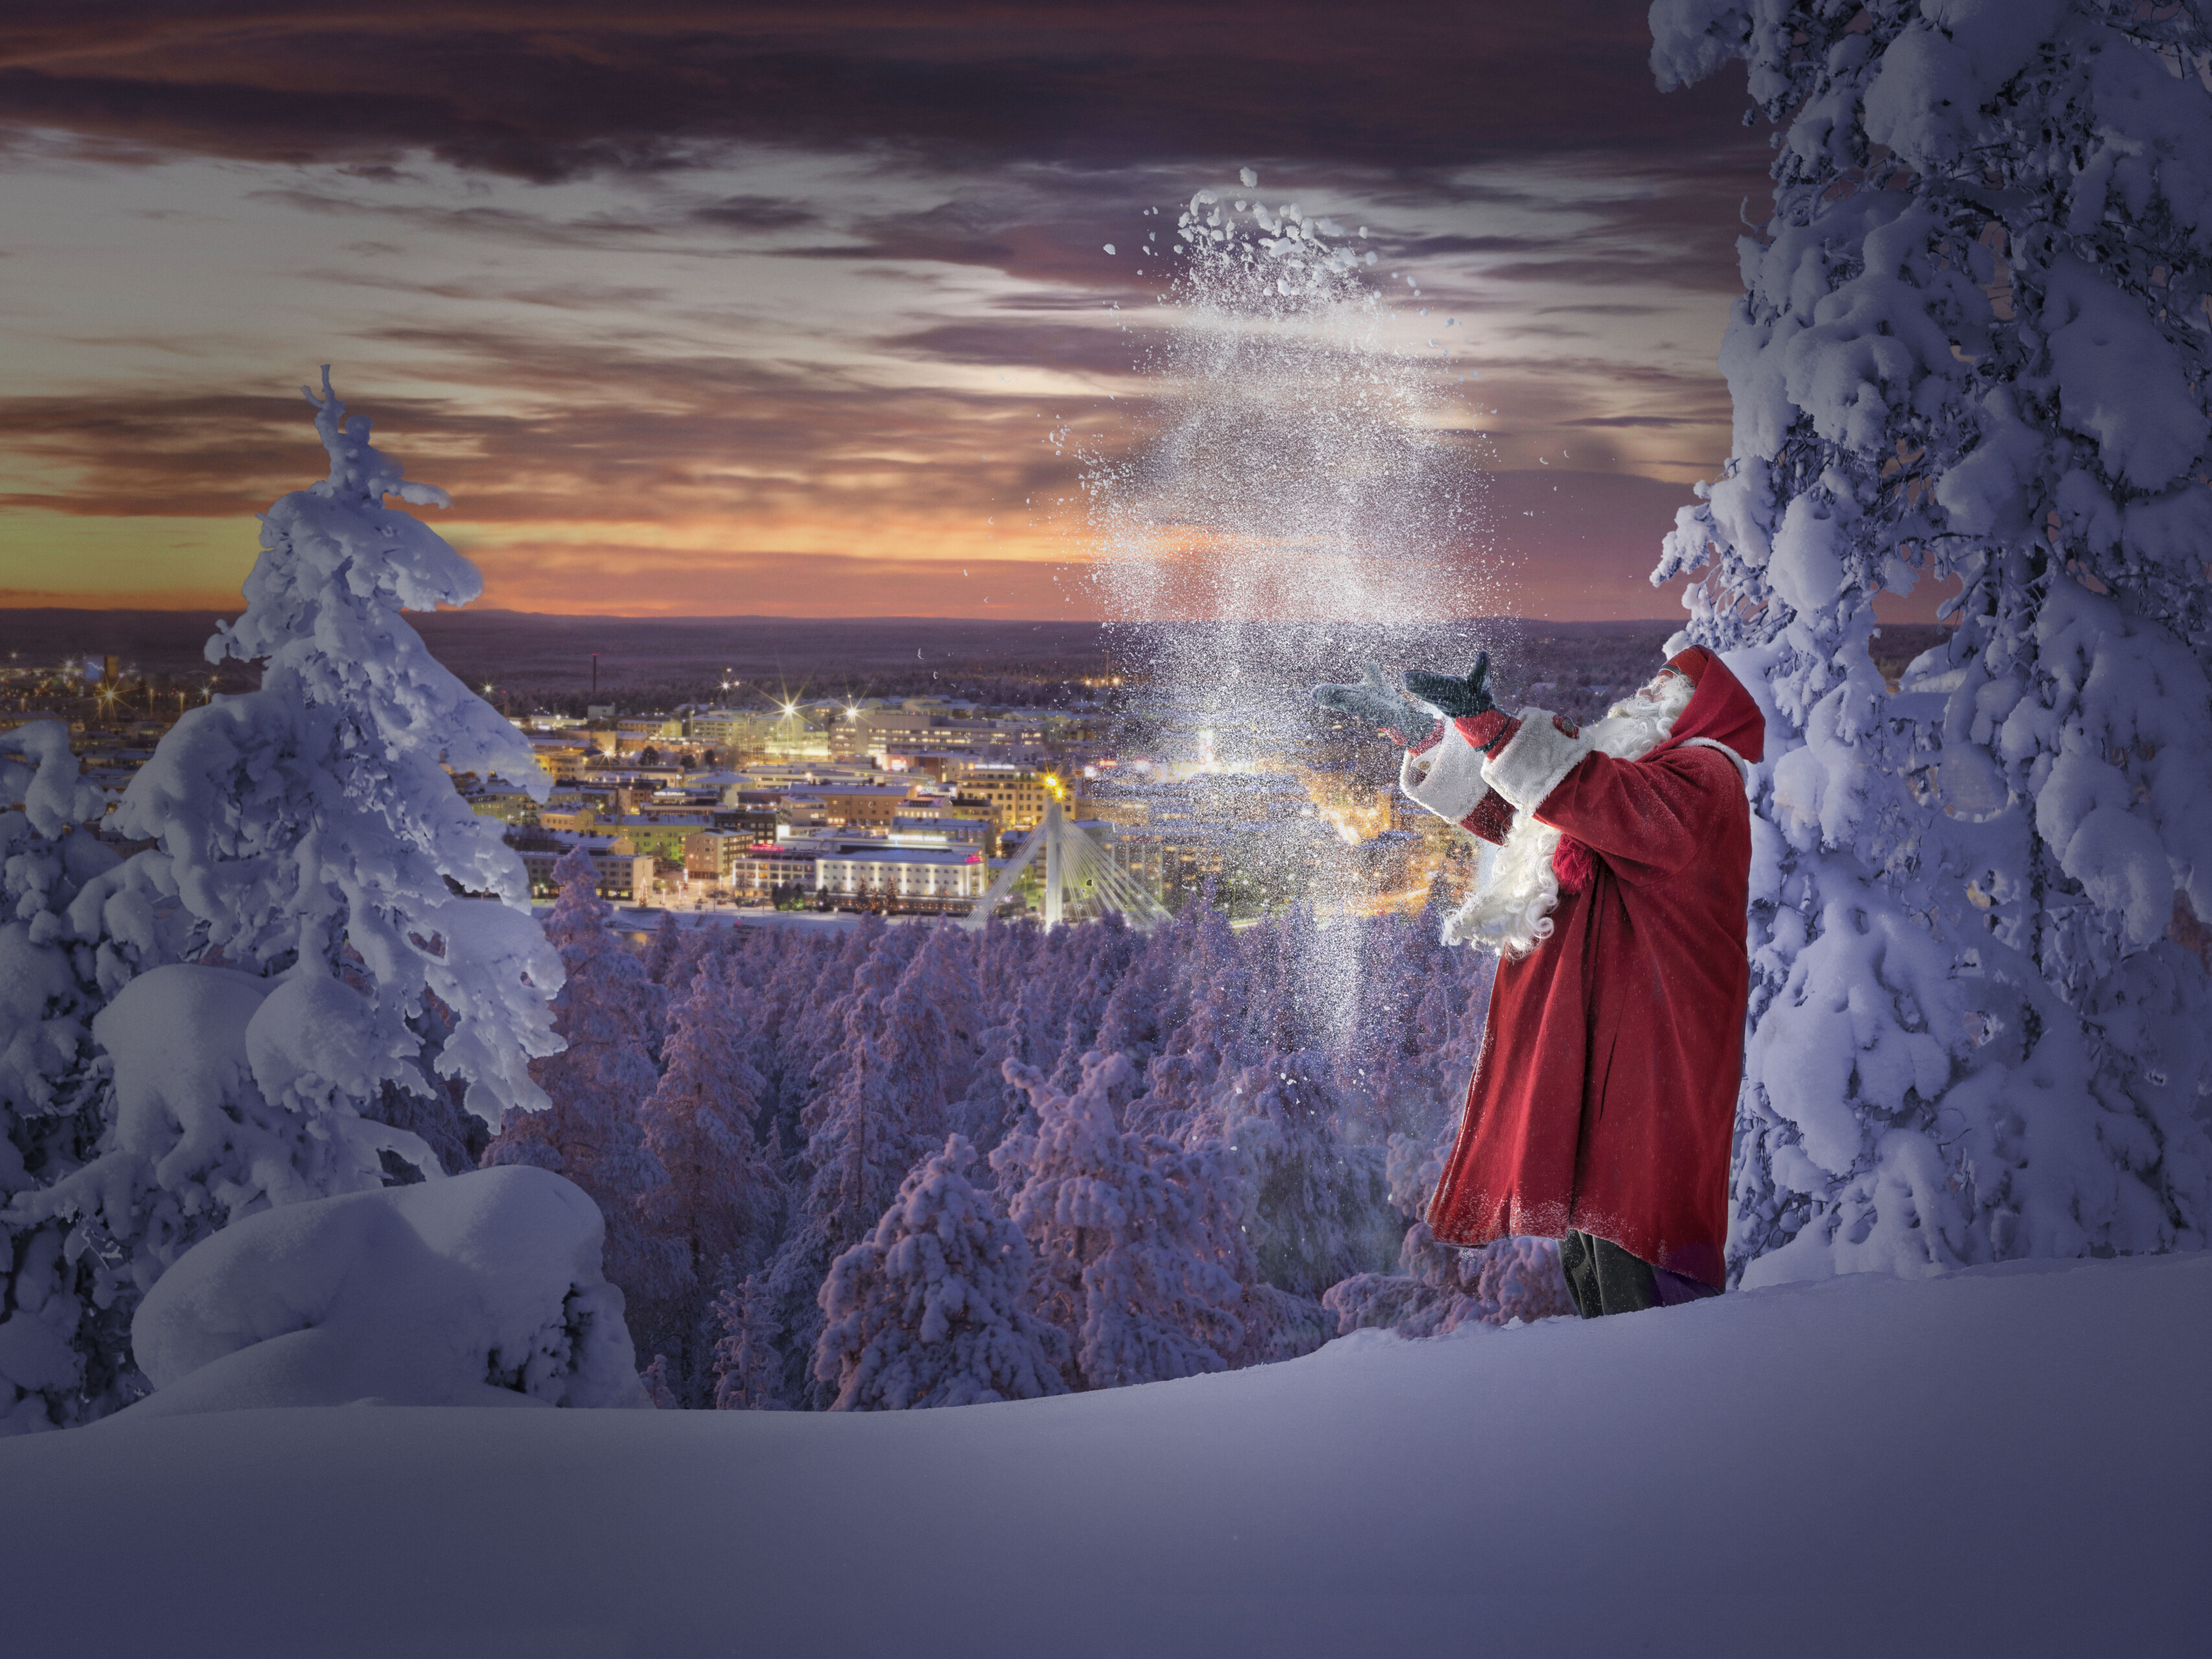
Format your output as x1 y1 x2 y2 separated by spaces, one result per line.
0 3 1877 623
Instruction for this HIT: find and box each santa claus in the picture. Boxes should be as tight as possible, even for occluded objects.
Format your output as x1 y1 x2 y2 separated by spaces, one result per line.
1314 646 1765 1316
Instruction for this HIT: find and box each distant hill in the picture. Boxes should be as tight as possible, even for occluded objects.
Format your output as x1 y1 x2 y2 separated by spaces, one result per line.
0 609 1119 695
1 608 1951 711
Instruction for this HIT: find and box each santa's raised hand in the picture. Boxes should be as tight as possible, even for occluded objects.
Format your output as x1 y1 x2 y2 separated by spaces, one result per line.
1403 652 1495 720
1310 662 1435 748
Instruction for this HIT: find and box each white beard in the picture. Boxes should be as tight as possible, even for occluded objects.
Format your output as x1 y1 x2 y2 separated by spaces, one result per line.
1442 674 1695 958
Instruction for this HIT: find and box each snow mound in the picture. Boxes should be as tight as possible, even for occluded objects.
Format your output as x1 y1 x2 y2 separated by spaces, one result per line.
129 1166 651 1415
1 1253 2199 1657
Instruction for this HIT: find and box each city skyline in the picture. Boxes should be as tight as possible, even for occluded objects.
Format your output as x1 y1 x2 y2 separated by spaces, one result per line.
0 4 1928 623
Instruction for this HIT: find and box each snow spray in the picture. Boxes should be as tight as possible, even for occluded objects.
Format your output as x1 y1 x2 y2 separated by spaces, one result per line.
1081 174 1502 1031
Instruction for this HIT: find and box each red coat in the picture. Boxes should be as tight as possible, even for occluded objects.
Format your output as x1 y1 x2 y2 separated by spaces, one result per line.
1425 649 1765 1288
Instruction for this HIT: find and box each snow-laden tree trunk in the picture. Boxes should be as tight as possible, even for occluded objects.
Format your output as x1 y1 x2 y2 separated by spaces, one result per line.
1651 0 2212 1282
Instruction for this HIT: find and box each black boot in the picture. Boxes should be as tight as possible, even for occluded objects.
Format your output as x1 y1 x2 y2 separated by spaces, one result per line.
1559 1229 1661 1317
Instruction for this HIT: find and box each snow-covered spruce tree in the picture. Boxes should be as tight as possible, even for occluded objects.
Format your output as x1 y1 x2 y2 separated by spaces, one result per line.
702 927 863 1409
1184 1050 1399 1306
128 368 559 1128
1089 914 1183 1072
709 1268 787 1410
8 374 563 1403
814 1133 1069 1410
0 725 144 1430
1124 898 1249 1139
634 951 780 1405
882 922 985 1113
1650 0 2212 1281
1039 913 1143 1091
992 1052 1246 1389
791 916 912 1122
642 911 697 999
485 844 676 1319
751 923 954 1408
717 921 832 1163
956 923 1069 1150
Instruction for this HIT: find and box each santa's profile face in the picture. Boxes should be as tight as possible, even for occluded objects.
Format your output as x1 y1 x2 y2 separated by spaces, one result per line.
1594 666 1694 757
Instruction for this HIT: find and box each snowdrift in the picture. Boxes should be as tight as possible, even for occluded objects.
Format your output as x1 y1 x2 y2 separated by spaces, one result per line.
129 1165 651 1415
1 1253 2202 1658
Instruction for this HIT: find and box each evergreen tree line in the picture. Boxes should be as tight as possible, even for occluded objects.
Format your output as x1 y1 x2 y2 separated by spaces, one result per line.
491 846 1570 1411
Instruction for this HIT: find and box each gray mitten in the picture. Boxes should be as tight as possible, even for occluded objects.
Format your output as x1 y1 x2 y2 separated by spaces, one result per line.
1312 662 1435 747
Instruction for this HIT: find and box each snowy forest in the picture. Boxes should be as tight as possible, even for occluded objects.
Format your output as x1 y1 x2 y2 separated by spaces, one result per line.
4 0 2212 1452
501 853 1555 1411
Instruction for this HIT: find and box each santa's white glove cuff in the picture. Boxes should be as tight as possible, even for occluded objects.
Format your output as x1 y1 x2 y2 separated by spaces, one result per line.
1399 719 1494 824
1481 708 1594 814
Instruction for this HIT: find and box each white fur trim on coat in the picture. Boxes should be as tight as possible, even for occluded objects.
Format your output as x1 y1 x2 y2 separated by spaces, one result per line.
1480 708 1594 815
1398 718 1494 825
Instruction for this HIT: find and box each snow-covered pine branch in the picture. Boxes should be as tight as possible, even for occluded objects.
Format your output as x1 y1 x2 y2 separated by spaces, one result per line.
1650 0 2212 1281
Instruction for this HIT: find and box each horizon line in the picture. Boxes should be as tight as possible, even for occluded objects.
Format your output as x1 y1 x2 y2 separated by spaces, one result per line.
0 605 1716 627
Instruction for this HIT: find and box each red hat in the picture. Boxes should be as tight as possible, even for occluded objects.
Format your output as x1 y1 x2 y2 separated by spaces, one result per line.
1657 644 1765 765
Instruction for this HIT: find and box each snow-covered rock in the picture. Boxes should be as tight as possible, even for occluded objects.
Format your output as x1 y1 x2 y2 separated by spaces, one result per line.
126 1165 651 1416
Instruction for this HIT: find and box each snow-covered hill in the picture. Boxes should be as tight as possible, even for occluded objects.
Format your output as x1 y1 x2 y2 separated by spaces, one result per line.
2 1253 2203 1658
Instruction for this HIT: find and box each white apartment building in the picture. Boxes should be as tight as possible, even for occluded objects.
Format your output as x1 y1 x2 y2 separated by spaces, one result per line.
813 844 989 903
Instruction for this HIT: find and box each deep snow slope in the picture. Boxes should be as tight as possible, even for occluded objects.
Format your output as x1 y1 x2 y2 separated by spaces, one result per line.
2 1254 2204 1659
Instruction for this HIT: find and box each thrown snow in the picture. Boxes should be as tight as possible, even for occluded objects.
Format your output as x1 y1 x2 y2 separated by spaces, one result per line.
128 1166 651 1416
1 1253 2200 1657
